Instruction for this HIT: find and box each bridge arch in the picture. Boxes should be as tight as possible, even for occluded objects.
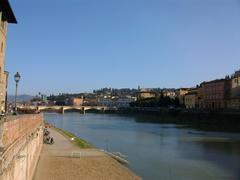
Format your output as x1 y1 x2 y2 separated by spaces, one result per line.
23 105 108 114
62 107 84 114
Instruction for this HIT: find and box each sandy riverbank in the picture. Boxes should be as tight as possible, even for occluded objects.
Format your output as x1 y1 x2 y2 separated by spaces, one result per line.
34 127 140 180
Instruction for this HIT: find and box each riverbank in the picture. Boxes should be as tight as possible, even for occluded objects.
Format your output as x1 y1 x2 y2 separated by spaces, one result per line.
44 113 240 180
104 107 240 132
51 125 92 148
34 125 140 180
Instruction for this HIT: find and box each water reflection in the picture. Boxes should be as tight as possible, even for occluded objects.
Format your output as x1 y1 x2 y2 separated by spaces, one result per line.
44 113 240 180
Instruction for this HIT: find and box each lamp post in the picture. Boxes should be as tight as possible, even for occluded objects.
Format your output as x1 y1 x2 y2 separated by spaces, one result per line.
14 72 20 115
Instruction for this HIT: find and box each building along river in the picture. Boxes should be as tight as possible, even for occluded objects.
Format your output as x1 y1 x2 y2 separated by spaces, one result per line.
44 113 240 180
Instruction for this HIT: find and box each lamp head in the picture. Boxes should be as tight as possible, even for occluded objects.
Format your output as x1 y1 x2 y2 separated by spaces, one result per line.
14 72 21 83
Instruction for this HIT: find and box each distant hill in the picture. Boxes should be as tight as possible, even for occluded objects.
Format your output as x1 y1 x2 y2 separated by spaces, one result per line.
8 95 34 103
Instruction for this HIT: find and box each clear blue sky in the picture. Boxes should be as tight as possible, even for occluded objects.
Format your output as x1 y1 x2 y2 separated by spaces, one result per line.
5 0 240 95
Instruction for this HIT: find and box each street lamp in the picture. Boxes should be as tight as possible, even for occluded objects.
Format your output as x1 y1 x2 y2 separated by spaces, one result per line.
13 72 21 115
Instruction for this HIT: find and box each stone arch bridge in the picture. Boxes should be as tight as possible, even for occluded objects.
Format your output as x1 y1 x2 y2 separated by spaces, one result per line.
20 106 108 114
38 106 108 114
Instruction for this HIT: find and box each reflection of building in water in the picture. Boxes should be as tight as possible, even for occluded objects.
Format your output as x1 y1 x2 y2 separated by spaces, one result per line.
0 0 17 113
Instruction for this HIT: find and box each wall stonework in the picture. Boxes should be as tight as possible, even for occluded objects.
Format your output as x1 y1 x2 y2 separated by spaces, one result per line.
0 11 8 113
0 114 43 180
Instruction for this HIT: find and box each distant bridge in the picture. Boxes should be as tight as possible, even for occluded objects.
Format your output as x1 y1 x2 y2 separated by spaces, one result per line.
19 105 108 114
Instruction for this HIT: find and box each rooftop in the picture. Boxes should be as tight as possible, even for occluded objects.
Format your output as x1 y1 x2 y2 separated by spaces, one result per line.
233 70 240 77
185 92 198 96
201 78 229 85
0 0 17 23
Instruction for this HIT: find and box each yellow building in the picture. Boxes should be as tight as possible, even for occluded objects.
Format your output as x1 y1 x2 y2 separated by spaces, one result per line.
176 88 189 105
229 70 240 109
0 0 17 113
184 92 197 109
184 88 199 109
69 97 84 106
136 91 157 101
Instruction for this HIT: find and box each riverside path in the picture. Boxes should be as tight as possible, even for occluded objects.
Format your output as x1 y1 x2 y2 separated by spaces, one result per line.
34 127 140 180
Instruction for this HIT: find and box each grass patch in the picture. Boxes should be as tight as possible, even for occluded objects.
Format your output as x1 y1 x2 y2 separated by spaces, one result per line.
52 126 92 149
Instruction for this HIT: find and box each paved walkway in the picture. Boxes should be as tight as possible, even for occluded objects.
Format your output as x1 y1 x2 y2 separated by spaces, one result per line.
34 128 140 180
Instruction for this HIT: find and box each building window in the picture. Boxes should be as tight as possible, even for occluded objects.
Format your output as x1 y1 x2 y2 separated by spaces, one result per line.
1 20 5 30
0 67 1 81
1 42 3 53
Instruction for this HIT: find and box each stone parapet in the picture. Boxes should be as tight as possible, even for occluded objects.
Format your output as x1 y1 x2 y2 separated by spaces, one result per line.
0 114 43 150
0 114 43 180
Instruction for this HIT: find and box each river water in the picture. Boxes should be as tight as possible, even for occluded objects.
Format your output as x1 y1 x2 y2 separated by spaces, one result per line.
44 113 240 180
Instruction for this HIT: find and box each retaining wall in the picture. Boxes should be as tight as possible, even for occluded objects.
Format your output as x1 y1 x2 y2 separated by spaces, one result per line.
0 114 43 180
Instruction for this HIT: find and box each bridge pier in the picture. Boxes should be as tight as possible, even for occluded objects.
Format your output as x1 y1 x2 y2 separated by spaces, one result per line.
82 107 85 114
61 107 65 114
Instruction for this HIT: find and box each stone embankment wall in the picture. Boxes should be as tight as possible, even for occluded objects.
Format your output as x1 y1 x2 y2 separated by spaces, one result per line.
0 114 43 180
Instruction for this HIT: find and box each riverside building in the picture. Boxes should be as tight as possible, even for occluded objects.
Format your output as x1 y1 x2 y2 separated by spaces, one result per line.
184 88 199 109
0 0 17 113
136 91 157 101
176 88 189 105
199 79 231 110
228 70 240 109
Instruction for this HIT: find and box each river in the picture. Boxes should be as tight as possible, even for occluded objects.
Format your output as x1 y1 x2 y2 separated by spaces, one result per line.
44 113 240 180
